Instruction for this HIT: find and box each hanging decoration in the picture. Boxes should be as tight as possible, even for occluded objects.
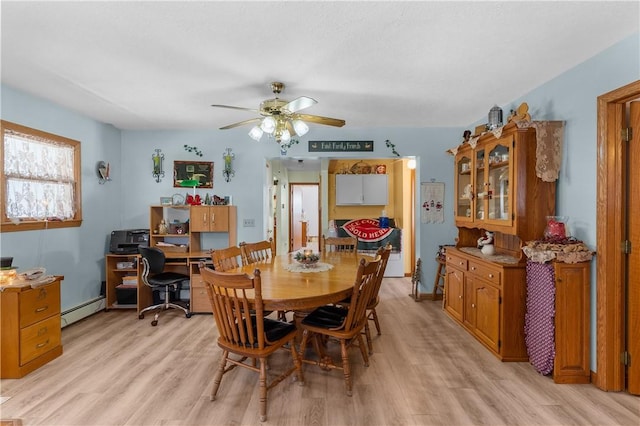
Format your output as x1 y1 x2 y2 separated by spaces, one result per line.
421 181 445 223
152 149 164 183
222 148 235 182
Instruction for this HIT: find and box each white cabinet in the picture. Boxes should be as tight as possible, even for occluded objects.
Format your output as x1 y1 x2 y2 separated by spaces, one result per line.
335 174 388 205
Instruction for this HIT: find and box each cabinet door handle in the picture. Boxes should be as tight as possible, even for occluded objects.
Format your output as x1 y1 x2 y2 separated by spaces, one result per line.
459 261 464 266
458 295 462 299
471 303 475 308
471 266 476 271
488 274 494 278
35 305 49 313
203 213 207 222
211 213 215 224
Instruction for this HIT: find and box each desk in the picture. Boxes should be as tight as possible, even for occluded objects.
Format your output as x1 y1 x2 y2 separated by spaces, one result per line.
105 252 212 314
227 252 370 312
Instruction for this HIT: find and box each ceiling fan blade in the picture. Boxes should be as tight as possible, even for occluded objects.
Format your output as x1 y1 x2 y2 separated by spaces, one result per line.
284 96 317 113
211 104 259 113
296 114 346 127
285 120 296 137
220 117 262 130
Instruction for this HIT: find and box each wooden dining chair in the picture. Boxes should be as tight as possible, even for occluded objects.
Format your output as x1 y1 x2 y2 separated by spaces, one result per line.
298 255 380 396
210 245 244 272
334 243 392 354
241 238 286 320
199 264 304 422
241 238 275 264
322 235 358 253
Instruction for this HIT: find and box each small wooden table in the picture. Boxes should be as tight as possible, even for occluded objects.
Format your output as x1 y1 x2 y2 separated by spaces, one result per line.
228 251 370 312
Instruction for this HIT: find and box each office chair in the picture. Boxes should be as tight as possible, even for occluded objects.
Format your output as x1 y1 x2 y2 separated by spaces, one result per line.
138 246 191 326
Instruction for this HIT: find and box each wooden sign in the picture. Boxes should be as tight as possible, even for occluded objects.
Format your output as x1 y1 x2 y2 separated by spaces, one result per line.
308 140 373 152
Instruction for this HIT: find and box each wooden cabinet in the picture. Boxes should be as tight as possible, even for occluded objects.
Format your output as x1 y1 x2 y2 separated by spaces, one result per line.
0 277 64 378
553 261 591 383
335 174 388 205
190 205 234 233
189 261 213 313
444 248 528 361
453 122 557 247
105 254 153 312
149 205 237 253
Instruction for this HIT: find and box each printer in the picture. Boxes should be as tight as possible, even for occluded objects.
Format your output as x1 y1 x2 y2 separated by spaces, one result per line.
109 229 150 254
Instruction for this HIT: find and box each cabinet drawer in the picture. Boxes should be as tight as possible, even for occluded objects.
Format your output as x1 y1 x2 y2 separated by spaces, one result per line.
446 253 468 271
20 315 61 365
20 283 61 328
468 261 501 285
191 286 211 313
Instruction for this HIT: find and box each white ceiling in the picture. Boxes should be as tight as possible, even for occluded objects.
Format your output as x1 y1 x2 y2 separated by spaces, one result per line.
1 1 638 131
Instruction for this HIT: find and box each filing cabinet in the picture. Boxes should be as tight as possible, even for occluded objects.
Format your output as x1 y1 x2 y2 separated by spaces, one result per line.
0 277 64 378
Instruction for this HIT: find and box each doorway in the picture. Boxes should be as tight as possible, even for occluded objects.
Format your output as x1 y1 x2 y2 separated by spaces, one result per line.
289 183 319 252
596 80 640 394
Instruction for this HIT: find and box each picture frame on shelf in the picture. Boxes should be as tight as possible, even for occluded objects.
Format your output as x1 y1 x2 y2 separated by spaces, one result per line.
160 197 172 206
173 160 213 188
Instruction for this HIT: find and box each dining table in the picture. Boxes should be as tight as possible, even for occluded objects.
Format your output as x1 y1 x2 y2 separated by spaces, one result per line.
227 251 373 312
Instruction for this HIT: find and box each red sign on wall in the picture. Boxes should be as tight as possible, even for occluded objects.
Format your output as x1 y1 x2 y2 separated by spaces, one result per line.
341 218 393 242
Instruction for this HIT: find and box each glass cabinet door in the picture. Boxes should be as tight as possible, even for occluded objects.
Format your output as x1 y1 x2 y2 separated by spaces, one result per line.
455 154 473 222
475 148 486 221
486 140 512 224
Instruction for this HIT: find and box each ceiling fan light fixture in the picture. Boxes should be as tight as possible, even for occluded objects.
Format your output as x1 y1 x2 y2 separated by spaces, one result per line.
292 119 309 136
280 129 291 143
261 116 276 134
248 126 263 141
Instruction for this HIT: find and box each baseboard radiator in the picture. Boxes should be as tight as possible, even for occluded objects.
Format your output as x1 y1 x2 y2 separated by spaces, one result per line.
61 296 105 328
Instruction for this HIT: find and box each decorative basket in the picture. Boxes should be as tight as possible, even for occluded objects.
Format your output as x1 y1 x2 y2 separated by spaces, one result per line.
156 244 188 253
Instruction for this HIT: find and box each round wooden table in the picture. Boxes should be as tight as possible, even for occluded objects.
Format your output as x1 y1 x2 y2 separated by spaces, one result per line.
229 251 371 311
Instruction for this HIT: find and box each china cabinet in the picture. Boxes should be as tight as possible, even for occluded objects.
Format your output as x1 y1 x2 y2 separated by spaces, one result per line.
445 121 560 362
453 122 557 253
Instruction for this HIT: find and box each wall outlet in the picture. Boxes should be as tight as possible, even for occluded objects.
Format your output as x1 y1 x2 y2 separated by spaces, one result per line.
243 218 255 227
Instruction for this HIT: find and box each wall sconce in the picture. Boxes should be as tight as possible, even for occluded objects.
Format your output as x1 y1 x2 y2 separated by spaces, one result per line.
222 148 235 182
152 149 164 183
96 161 111 184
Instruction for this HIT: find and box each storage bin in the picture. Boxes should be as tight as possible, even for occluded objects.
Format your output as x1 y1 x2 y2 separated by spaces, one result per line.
116 286 137 305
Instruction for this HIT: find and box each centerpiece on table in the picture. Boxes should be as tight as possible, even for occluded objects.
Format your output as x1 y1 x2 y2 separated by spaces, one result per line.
294 250 320 268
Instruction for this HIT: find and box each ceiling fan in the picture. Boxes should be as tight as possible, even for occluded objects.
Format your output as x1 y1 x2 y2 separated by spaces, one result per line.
211 82 346 144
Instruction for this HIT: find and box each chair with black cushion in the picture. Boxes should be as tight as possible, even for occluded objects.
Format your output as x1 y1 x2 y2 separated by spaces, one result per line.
322 235 358 253
199 264 304 422
298 255 380 396
138 246 191 326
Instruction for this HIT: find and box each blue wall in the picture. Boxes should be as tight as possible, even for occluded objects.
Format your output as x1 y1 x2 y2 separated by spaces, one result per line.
1 32 638 371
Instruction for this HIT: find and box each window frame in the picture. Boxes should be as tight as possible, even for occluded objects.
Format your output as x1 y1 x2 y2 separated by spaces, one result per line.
1 120 82 232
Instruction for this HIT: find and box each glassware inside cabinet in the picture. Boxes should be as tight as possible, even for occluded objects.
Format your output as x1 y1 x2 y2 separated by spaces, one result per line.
487 144 510 221
475 149 485 220
456 155 473 220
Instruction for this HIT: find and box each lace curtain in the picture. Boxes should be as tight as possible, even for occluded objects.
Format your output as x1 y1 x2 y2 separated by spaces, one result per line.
4 130 76 220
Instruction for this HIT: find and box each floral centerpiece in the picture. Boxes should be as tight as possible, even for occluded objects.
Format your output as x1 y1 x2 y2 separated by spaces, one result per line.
294 250 320 268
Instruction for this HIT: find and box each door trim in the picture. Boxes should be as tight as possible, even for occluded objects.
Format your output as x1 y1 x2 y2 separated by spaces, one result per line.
596 79 640 390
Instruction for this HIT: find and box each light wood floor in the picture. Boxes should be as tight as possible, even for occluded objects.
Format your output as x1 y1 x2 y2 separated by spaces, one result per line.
1 277 638 425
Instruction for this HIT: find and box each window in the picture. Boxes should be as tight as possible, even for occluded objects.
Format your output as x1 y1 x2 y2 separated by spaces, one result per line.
1 120 82 232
